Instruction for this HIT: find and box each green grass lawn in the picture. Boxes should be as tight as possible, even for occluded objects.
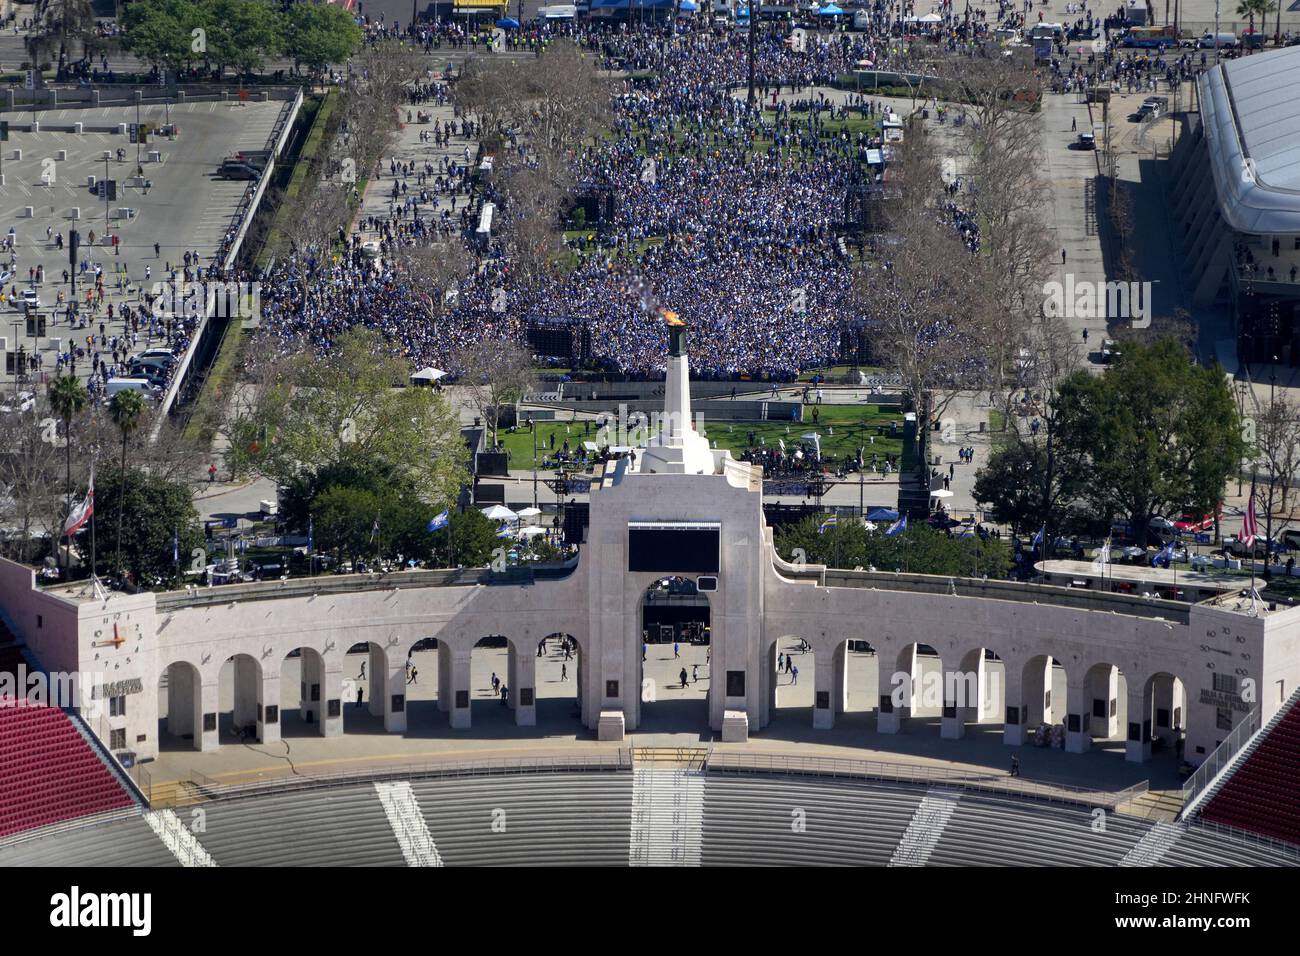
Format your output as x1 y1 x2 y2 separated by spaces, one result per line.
499 407 905 470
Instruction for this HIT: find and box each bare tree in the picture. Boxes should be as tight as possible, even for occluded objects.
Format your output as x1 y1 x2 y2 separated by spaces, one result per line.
392 241 473 328
453 339 536 449
1252 391 1300 525
0 402 64 564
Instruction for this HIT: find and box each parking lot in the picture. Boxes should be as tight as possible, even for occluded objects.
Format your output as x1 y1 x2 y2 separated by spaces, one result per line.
1 97 289 396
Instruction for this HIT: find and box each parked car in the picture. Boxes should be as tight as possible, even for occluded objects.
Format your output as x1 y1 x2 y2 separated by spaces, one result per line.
1076 131 1096 150
1223 535 1275 558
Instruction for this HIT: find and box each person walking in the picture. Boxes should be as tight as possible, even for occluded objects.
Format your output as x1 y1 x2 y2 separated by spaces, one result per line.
355 686 364 708
791 664 799 686
500 683 509 705
680 667 689 688
1010 755 1021 777
561 663 568 681
692 664 698 683
359 660 366 680
407 665 418 685
673 641 680 659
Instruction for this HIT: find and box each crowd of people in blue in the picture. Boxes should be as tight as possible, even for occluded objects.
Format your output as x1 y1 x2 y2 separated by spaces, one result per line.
244 1 1227 383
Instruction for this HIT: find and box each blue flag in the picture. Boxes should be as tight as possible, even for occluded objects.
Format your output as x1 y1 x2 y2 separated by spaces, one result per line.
1031 525 1045 549
1152 541 1175 568
307 517 314 551
172 528 178 564
427 509 450 532
885 516 907 537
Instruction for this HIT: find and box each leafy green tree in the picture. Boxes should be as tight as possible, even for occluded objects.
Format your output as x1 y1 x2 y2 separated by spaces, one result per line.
108 390 147 579
774 518 1013 578
122 0 203 72
1052 338 1245 543
249 328 467 509
430 508 502 569
207 0 284 75
92 468 202 590
283 0 363 74
47 374 88 573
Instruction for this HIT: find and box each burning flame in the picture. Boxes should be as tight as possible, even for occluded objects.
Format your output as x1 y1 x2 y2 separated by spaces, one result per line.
661 309 683 327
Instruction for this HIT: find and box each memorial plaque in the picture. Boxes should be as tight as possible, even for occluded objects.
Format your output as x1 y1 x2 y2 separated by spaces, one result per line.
605 679 619 699
327 699 340 718
726 670 745 697
391 694 405 713
1005 706 1020 725
265 705 279 724
203 712 216 732
815 691 830 710
456 690 469 709
520 688 534 706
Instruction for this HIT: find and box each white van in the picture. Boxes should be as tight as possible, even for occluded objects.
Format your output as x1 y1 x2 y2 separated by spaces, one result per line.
105 377 159 400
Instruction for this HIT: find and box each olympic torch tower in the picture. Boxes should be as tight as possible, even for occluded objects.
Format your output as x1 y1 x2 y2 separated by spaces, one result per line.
638 314 717 476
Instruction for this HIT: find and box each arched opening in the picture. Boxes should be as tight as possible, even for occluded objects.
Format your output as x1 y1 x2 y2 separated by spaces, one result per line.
1083 661 1128 756
635 578 711 735
765 635 813 728
1016 655 1067 747
951 647 1005 741
1135 671 1188 765
536 632 587 730
342 642 391 735
893 643 945 734
400 637 443 734
217 653 263 744
279 646 328 738
834 638 878 727
156 661 202 752
470 635 519 730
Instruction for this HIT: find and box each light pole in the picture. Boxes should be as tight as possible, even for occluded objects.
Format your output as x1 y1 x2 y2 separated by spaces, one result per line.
532 417 539 510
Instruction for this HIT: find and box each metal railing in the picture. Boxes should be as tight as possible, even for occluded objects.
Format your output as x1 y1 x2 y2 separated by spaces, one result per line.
1179 707 1261 816
704 751 1147 810
1180 686 1300 819
1182 816 1300 862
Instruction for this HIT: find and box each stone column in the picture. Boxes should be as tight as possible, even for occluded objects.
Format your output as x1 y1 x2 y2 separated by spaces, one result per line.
813 652 835 730
512 646 537 727
448 650 472 729
199 680 220 752
258 672 280 746
833 643 848 719
1126 685 1152 763
877 657 902 734
321 666 344 738
1087 664 1120 741
384 656 408 734
299 651 323 726
1065 679 1091 753
1002 662 1024 746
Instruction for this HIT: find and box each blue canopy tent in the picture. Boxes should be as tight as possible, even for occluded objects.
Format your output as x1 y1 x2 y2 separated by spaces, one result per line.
496 16 521 27
679 0 698 10
818 3 845 13
866 508 899 522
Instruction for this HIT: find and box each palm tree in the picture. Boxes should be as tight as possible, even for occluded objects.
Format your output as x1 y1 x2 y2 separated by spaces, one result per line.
108 390 146 580
47 374 88 575
1236 0 1273 39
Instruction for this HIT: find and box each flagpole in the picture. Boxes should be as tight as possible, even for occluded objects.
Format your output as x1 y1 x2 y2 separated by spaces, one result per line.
89 461 97 585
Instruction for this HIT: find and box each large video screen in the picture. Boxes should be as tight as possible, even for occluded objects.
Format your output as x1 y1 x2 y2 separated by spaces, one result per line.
628 522 720 574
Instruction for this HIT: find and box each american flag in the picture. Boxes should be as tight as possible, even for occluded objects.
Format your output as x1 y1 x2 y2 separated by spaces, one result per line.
1241 478 1259 546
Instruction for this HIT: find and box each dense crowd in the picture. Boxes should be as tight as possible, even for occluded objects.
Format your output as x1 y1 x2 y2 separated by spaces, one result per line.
249 3 1223 380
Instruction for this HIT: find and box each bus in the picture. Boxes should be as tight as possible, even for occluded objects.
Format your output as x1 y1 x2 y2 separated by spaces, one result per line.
1120 25 1179 48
